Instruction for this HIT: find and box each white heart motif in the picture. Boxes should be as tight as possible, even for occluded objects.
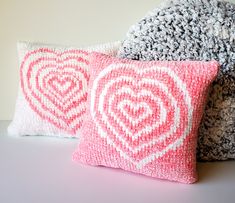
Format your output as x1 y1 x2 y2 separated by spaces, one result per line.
117 99 154 126
91 63 193 169
108 87 167 140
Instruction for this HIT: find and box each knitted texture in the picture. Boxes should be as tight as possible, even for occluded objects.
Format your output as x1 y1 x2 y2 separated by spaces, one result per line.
8 41 121 138
118 0 235 161
73 53 219 184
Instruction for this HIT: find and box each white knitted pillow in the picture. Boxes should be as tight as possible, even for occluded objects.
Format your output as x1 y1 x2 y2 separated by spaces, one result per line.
8 41 121 138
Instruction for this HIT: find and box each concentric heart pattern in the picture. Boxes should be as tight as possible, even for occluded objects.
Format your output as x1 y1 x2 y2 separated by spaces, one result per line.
20 48 90 135
91 63 194 169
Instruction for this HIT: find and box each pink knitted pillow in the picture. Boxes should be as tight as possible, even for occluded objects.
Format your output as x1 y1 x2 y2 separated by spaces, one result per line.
8 41 120 138
73 53 219 183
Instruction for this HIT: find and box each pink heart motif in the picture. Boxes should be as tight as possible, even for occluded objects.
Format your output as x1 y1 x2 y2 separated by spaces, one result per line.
91 63 193 168
20 48 90 135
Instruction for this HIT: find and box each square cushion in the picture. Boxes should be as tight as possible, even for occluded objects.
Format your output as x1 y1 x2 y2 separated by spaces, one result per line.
8 41 121 138
73 53 219 183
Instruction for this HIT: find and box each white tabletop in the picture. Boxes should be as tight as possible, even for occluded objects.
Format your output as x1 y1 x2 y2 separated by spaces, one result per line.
0 121 235 203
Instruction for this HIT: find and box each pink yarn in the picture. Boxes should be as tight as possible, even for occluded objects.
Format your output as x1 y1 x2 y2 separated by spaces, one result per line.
73 52 219 183
8 41 121 138
20 48 90 135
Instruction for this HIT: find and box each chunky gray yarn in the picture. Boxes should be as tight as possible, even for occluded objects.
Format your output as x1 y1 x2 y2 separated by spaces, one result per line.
118 0 235 161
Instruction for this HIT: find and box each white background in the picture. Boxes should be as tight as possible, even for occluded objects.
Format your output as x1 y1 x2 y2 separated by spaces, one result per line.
0 0 234 120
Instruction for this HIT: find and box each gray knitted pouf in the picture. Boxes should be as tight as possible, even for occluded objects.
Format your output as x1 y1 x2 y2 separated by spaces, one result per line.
118 0 235 161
